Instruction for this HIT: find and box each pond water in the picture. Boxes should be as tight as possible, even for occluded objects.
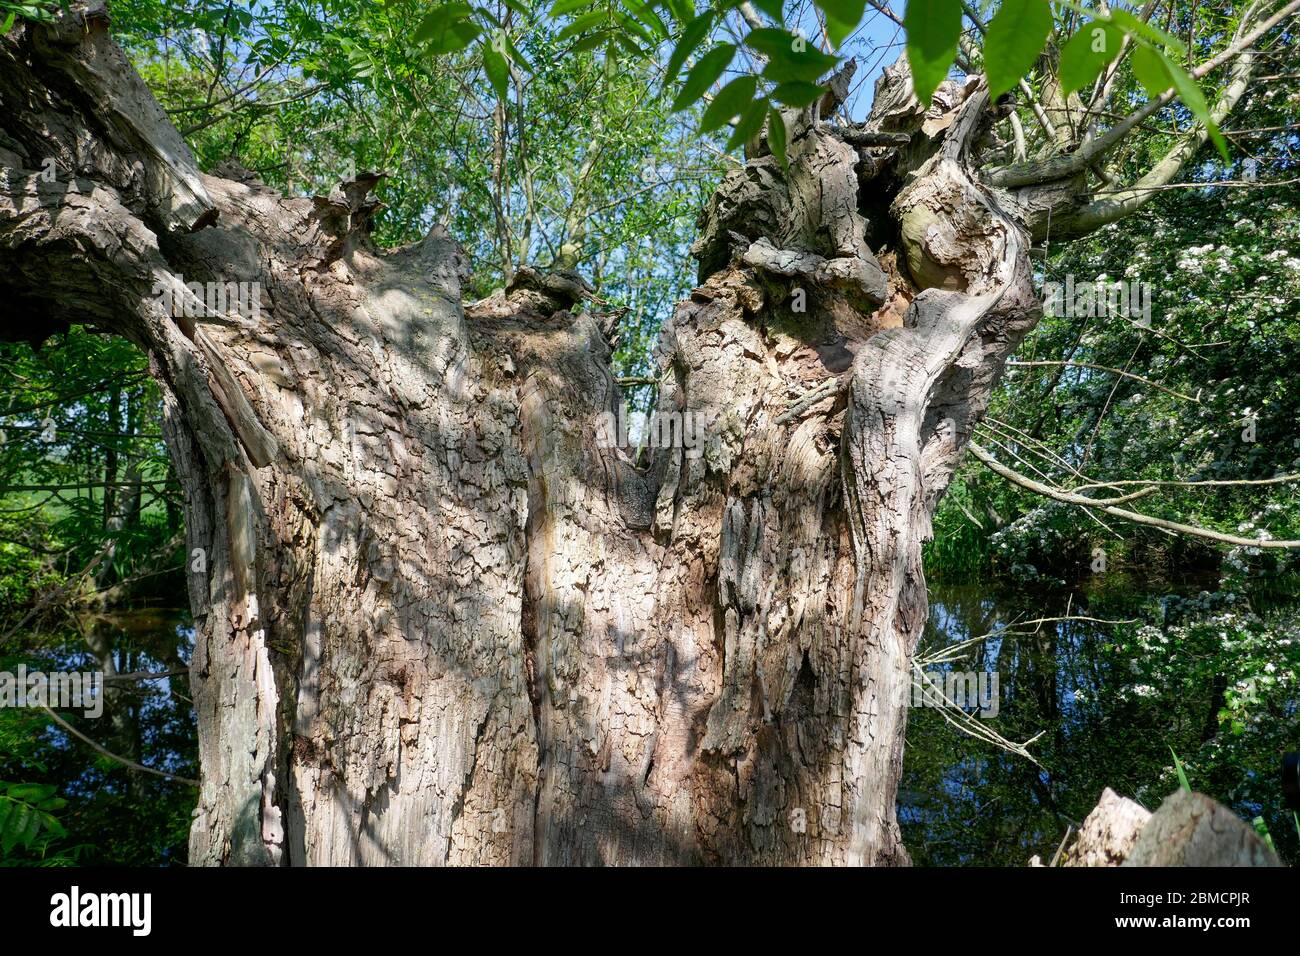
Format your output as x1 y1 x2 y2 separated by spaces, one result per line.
902 577 1300 866
18 576 1297 865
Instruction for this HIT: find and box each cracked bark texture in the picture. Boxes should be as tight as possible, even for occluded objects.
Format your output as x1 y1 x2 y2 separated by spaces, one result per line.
3 4 1039 865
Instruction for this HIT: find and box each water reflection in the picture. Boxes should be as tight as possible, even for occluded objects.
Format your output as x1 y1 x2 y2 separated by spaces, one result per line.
0 607 196 865
6 582 1294 866
902 578 1299 866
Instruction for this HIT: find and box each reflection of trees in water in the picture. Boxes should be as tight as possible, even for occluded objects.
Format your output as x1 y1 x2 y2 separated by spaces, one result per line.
1 608 197 864
902 580 1298 866
6 585 1294 865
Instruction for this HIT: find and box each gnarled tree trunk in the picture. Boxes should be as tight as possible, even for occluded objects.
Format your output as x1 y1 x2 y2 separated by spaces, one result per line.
3 4 1044 865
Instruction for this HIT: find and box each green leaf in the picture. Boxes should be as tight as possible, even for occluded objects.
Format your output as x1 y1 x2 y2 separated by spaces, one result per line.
483 44 510 100
558 8 609 39
983 0 1053 100
1109 9 1185 55
612 8 656 45
744 26 797 56
666 11 713 80
1130 42 1168 98
570 29 612 51
549 0 595 14
1170 746 1191 792
701 75 758 133
1251 816 1276 853
748 29 839 83
7 784 53 803
817 0 865 48
1058 20 1123 94
446 20 483 52
744 27 834 65
415 4 481 52
413 5 454 43
664 0 696 25
499 0 533 17
817 0 865 24
2 803 29 855
40 812 65 840
771 80 826 107
760 55 837 84
767 105 788 167
726 96 769 150
502 32 532 69
671 42 736 111
1160 52 1229 161
622 0 670 40
475 6 506 29
905 0 962 107
613 29 649 57
17 806 39 849
749 0 784 21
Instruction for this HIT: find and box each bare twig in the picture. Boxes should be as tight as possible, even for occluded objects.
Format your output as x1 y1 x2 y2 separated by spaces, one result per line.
969 441 1300 548
39 704 199 787
1006 360 1201 403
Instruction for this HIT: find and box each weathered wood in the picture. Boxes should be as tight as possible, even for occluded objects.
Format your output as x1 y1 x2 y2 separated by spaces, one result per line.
0 4 1055 866
1049 788 1282 867
1124 791 1283 867
1063 788 1151 867
832 127 912 147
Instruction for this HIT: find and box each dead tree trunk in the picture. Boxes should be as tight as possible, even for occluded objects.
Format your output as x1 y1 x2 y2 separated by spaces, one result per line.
2 5 1118 867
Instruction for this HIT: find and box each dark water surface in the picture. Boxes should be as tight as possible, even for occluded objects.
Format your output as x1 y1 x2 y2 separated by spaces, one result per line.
902 577 1299 866
12 575 1297 866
